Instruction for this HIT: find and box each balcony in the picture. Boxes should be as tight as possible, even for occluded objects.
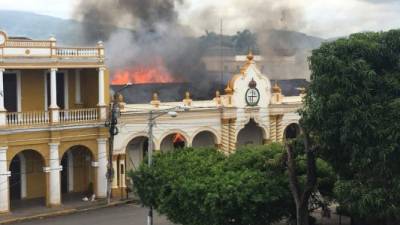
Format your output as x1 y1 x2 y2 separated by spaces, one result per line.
4 108 102 128
0 31 104 67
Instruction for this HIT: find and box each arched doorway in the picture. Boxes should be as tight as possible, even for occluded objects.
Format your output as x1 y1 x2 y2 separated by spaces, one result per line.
160 133 187 152
61 146 94 198
126 136 148 172
236 119 265 147
284 123 300 139
192 131 217 148
9 156 21 200
9 150 46 209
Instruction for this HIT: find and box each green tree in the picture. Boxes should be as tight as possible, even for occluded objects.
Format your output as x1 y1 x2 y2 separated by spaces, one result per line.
130 144 336 225
130 146 292 225
302 30 400 224
285 134 336 225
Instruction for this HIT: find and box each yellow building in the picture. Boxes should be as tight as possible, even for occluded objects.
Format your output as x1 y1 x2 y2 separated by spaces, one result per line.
0 30 109 213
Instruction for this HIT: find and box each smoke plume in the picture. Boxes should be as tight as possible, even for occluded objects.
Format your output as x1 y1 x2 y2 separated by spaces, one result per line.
189 0 315 80
74 0 213 99
74 0 317 100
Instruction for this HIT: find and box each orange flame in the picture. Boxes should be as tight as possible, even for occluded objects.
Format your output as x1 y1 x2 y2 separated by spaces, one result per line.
111 59 179 85
173 133 185 143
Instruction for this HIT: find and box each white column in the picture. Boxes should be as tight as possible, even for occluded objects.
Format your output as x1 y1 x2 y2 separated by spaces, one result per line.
63 72 69 110
97 138 107 198
67 151 74 192
120 160 126 188
75 69 82 105
112 159 118 189
49 68 58 109
44 73 48 111
47 143 62 206
19 153 27 199
16 72 21 112
98 67 105 106
0 146 10 213
0 68 5 111
0 69 6 126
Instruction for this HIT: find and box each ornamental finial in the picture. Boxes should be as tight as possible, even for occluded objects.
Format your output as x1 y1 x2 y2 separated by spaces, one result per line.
247 49 254 61
272 81 282 94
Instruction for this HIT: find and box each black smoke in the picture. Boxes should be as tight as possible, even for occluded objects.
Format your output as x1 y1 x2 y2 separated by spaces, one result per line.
74 0 215 99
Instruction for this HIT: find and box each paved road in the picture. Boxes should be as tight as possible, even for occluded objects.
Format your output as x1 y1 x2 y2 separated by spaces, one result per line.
12 204 174 225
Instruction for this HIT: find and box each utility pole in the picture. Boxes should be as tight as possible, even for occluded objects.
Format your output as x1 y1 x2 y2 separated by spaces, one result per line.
146 106 187 225
147 110 154 225
220 18 224 91
105 84 130 204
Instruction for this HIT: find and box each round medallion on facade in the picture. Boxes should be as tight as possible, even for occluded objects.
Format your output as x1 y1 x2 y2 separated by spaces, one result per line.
0 31 7 46
245 79 260 106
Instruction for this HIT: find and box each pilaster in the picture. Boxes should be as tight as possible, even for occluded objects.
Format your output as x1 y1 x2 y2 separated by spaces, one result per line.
96 138 107 198
276 115 284 143
228 118 237 153
45 142 62 207
0 146 10 213
270 115 277 142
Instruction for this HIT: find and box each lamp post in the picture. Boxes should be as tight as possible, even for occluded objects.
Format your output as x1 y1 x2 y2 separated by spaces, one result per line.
105 83 130 204
146 106 187 225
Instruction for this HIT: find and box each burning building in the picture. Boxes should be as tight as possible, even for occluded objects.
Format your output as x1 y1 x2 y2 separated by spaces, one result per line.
111 52 304 197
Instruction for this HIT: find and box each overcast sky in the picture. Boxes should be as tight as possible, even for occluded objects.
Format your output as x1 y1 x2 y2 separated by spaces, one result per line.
0 0 399 38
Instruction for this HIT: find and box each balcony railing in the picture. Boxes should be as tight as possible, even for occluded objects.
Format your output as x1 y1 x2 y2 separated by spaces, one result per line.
4 108 102 127
59 108 98 123
6 111 49 126
2 39 104 60
55 48 101 58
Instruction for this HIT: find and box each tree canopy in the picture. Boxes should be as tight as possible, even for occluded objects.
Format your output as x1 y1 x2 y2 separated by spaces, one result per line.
130 144 335 225
130 145 291 225
302 29 400 221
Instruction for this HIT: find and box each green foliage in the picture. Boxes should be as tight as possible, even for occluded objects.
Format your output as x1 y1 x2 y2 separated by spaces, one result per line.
285 138 336 213
302 29 400 219
130 146 291 225
130 144 336 225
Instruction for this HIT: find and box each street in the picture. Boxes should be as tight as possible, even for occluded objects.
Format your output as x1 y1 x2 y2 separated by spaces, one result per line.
11 204 174 225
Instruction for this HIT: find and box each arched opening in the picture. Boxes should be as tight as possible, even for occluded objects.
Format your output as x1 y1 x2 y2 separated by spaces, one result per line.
236 119 265 147
284 123 301 139
61 146 94 201
192 131 217 148
160 133 186 152
9 150 46 209
126 136 149 172
9 156 21 200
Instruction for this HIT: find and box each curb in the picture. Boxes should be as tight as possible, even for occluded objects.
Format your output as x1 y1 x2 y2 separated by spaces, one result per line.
0 199 139 225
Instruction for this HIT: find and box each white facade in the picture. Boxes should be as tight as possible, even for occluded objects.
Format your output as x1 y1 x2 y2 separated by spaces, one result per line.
113 53 303 174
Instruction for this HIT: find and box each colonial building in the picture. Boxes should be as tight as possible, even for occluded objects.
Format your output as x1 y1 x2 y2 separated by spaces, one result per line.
0 30 109 213
112 52 303 195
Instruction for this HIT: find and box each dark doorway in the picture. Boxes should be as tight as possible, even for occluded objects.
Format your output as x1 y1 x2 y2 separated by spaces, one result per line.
236 119 264 147
142 139 148 158
4 73 17 112
9 156 21 200
284 123 300 139
173 140 185 149
160 133 186 151
47 72 65 109
61 153 69 194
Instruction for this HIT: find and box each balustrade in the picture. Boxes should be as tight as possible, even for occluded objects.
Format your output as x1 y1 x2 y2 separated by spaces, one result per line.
5 108 101 127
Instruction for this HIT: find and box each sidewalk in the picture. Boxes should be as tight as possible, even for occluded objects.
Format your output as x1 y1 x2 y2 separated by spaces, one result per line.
0 195 138 225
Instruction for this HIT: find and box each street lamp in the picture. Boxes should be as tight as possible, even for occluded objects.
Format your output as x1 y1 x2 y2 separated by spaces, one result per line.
105 83 131 204
147 105 189 225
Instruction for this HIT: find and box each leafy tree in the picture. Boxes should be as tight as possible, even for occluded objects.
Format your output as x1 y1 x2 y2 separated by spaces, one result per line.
130 144 336 225
302 29 400 224
130 146 292 225
285 134 336 225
